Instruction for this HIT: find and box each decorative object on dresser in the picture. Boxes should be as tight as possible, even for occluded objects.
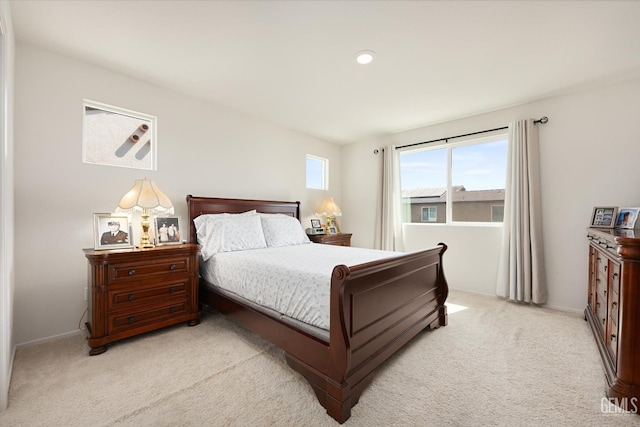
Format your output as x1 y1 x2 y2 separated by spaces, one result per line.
308 232 352 247
116 178 174 248
585 228 640 410
590 206 618 229
315 197 342 232
93 213 133 250
154 216 182 245
83 244 200 356
615 208 640 229
187 195 448 423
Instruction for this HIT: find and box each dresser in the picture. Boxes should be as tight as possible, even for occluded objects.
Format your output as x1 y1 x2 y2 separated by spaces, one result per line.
307 233 352 246
586 228 640 410
83 244 200 355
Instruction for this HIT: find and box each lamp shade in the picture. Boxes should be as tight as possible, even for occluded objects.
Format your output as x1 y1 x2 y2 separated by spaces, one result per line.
117 179 174 214
315 197 342 217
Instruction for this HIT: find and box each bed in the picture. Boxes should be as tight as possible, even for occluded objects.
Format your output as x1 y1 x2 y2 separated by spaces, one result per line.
187 195 448 423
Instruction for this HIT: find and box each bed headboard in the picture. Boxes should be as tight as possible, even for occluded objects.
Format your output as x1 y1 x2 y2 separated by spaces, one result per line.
186 195 301 243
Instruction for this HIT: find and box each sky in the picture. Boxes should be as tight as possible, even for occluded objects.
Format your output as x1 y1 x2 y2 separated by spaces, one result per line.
400 139 508 191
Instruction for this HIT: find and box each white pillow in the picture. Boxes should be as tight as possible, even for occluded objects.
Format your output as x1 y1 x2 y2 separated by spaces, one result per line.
260 214 310 247
193 210 257 244
197 213 266 261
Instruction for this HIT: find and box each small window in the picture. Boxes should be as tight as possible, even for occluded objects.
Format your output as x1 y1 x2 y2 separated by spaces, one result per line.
421 206 437 222
491 205 504 222
306 155 328 190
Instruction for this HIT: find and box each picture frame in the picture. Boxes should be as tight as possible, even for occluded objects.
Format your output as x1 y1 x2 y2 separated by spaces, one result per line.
93 213 133 250
154 216 182 245
615 208 640 229
328 226 338 235
310 219 321 229
590 207 618 228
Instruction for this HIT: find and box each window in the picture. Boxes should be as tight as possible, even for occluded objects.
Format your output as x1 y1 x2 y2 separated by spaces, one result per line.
491 205 504 222
400 134 507 224
421 206 437 222
306 155 328 190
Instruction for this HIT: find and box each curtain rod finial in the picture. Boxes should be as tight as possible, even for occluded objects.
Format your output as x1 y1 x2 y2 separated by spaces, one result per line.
535 116 549 124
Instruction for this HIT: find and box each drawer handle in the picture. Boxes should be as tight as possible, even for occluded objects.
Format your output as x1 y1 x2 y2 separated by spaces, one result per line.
604 265 608 272
169 287 176 293
170 264 177 270
603 290 607 295
602 318 606 325
612 273 619 279
128 294 135 301
597 257 601 261
170 307 177 313
612 302 617 307
611 334 617 341
128 316 136 324
596 279 601 284
596 302 600 307
128 269 136 276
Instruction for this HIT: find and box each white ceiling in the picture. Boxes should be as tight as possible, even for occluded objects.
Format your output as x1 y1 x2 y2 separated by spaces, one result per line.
10 1 640 144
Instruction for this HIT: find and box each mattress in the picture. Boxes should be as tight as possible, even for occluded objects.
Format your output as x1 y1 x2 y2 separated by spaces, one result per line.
200 243 400 331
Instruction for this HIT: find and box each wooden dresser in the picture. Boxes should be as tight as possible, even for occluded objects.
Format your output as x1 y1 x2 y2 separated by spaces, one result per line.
83 244 200 355
586 228 640 410
307 232 352 246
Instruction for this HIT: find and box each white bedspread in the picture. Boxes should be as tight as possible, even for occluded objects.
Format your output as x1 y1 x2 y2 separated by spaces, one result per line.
200 243 400 330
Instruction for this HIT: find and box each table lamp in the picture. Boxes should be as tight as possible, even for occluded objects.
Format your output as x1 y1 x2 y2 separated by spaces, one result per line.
315 197 342 233
117 178 174 248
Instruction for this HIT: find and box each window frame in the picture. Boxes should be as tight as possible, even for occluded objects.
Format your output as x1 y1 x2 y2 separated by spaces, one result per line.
305 154 329 190
399 132 508 225
421 206 437 222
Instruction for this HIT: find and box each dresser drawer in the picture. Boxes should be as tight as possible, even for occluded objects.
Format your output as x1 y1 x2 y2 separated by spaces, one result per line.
610 263 621 294
108 301 188 334
109 256 190 283
108 279 189 311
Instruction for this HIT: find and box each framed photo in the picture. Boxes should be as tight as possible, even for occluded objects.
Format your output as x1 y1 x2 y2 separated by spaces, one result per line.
328 226 338 235
310 219 321 229
154 216 182 245
93 213 133 250
615 208 640 229
590 207 618 229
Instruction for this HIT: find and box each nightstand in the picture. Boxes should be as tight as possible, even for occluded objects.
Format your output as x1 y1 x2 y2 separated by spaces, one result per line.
83 243 200 355
307 233 352 247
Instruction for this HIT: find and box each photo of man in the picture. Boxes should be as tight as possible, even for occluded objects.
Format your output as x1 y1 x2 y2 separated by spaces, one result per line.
100 220 129 245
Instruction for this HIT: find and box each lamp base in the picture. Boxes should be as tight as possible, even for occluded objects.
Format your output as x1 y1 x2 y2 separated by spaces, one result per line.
138 210 155 249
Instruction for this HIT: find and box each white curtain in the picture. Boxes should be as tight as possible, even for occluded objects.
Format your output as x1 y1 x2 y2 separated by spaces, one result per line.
496 119 547 304
380 145 404 252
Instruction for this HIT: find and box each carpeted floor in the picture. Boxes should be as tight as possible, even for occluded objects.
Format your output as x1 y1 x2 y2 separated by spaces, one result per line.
2 290 638 426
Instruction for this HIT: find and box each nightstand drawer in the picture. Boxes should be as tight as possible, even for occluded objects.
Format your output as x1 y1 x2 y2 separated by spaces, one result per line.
108 279 189 311
108 301 188 334
109 256 190 283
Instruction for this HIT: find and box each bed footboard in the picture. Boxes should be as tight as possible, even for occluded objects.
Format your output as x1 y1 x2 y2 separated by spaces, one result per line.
289 243 448 423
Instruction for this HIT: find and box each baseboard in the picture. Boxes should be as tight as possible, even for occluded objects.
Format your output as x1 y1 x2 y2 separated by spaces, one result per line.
15 329 84 350
450 287 584 316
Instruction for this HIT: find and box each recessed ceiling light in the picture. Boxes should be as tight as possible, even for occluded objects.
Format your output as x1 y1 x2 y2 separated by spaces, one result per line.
355 50 375 65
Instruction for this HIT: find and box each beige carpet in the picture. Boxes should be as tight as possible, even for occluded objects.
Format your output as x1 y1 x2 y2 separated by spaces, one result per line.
2 290 638 426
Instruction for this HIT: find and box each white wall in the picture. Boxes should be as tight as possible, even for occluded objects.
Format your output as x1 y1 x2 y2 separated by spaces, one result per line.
0 0 15 412
342 76 640 313
13 43 341 345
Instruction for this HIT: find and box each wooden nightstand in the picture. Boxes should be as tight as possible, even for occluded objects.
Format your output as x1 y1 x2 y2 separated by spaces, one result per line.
83 243 200 355
307 233 352 247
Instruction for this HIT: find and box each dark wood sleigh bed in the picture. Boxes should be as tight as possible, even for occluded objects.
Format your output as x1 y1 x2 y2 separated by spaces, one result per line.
187 195 449 423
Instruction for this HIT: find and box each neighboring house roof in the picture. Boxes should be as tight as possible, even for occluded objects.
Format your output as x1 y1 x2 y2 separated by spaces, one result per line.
402 187 505 203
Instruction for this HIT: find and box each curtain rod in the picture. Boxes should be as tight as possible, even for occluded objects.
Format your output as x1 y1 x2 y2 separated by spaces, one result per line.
372 116 549 153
